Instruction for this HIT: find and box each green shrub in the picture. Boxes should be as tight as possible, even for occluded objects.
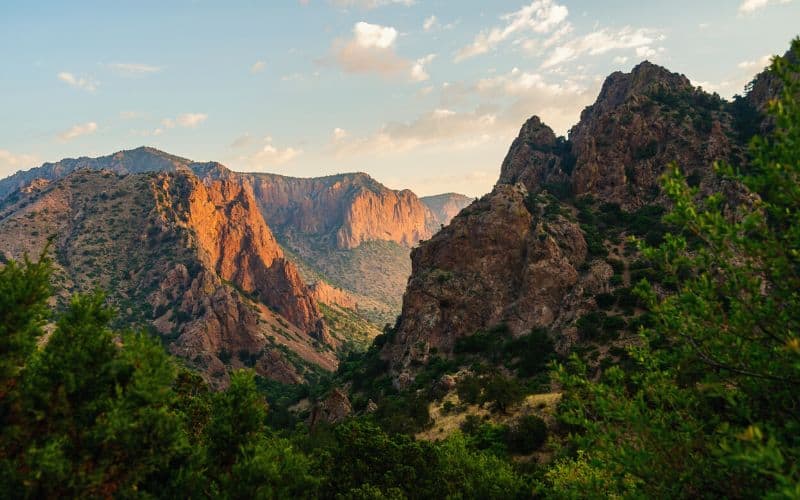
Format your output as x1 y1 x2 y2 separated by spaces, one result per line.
507 415 548 454
595 293 616 310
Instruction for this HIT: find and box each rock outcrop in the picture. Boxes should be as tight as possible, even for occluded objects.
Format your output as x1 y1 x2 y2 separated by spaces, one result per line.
568 61 737 209
384 59 770 385
154 173 328 341
309 280 359 310
308 388 353 427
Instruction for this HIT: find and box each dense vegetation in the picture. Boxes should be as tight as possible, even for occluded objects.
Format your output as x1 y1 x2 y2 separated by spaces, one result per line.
1 40 798 499
0 250 532 498
545 40 800 498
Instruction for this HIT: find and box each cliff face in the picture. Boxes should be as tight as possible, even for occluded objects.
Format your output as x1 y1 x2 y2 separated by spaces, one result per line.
384 60 764 385
157 173 328 342
308 281 358 310
0 168 336 387
237 172 437 250
420 193 474 227
568 61 737 208
230 171 441 325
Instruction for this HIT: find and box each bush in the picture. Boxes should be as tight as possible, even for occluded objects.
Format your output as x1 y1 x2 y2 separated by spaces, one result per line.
506 328 556 378
595 293 616 310
457 375 483 405
507 415 548 454
483 375 525 413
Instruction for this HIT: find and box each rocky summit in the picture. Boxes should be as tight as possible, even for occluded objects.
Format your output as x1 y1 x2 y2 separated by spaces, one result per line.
383 60 773 386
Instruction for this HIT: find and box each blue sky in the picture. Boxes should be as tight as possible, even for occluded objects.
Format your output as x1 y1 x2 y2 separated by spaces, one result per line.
1 0 798 196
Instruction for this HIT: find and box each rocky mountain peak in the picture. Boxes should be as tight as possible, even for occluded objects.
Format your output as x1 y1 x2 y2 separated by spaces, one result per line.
584 61 694 118
497 116 570 193
383 56 766 386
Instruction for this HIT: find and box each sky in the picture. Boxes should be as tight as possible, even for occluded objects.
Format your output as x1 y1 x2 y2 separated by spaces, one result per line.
1 0 798 197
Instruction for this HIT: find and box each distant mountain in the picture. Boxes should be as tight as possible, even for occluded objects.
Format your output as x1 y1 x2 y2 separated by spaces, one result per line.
0 147 473 382
0 148 470 326
198 166 445 324
420 193 474 227
0 166 337 387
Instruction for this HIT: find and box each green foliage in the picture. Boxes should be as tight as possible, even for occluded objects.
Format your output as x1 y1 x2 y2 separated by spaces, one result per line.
2 288 191 498
0 253 321 498
548 41 800 498
483 374 525 413
507 415 548 455
0 246 51 394
454 323 511 355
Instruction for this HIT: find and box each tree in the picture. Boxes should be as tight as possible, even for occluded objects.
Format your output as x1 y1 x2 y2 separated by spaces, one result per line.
548 39 800 498
0 248 51 399
2 289 192 498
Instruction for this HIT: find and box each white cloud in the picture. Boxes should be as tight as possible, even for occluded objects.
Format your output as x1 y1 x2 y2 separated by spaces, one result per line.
737 54 772 71
473 67 595 134
230 133 255 148
738 0 792 14
456 0 569 62
423 15 438 32
354 21 397 48
613 56 629 65
331 0 414 8
57 72 98 91
332 127 349 141
108 62 162 75
635 45 657 58
332 108 500 157
541 26 663 68
0 149 39 173
331 22 433 82
236 137 302 169
410 54 436 82
161 113 208 129
250 61 267 74
58 122 98 142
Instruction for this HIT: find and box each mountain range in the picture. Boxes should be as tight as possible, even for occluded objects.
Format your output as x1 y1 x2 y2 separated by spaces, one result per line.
0 150 471 386
0 51 778 392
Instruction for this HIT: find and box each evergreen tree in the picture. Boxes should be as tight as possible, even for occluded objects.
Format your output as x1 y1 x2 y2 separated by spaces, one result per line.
548 39 800 498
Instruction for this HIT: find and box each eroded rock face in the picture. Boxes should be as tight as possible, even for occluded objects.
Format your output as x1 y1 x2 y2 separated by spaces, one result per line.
308 388 353 427
384 59 767 385
0 168 337 388
155 174 329 342
236 172 438 250
497 116 571 192
569 61 737 209
309 280 359 310
386 183 587 384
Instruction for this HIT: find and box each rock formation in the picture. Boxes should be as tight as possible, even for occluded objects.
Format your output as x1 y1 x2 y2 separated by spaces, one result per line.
309 280 359 310
308 388 353 427
384 60 767 385
0 168 335 387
